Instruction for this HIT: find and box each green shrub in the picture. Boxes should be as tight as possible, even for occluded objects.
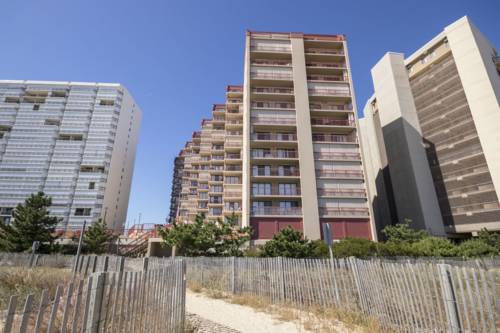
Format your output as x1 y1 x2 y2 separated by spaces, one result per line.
377 241 413 257
259 227 327 258
457 239 498 257
381 219 429 243
332 237 377 258
410 237 457 257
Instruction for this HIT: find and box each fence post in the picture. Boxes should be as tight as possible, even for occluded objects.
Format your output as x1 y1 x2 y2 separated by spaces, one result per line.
231 257 236 294
279 257 286 302
438 264 461 333
143 257 149 272
86 272 105 333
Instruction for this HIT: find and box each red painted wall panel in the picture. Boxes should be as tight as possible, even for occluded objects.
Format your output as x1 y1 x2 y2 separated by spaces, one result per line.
320 218 372 240
250 218 303 240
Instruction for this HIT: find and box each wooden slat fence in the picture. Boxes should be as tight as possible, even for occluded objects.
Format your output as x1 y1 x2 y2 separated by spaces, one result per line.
1 258 186 333
184 257 499 332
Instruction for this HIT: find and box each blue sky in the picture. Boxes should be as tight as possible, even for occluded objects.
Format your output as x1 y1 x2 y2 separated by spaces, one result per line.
1 0 498 227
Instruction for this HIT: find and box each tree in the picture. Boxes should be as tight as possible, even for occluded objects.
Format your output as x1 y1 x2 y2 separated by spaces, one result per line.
0 192 60 252
83 219 115 254
382 219 429 243
158 214 251 256
476 228 500 252
457 239 497 257
259 227 328 258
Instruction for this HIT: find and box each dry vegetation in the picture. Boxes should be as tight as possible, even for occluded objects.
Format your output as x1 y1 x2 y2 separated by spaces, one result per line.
188 284 389 333
0 266 72 311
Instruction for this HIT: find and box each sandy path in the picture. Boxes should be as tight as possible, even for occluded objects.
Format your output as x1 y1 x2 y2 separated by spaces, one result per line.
186 291 314 333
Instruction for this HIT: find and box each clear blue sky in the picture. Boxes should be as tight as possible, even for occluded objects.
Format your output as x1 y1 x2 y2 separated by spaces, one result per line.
1 0 498 227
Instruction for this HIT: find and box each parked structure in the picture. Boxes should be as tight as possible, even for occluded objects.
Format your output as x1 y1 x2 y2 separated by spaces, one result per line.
361 16 500 237
170 31 374 242
0 80 142 232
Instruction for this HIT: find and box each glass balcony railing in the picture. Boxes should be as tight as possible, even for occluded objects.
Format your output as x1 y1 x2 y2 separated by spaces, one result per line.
252 168 300 177
251 117 296 125
312 134 357 143
251 150 298 159
250 73 293 80
251 207 302 216
319 207 369 217
310 118 354 126
314 152 361 161
250 45 291 53
305 48 344 55
252 87 294 95
308 89 351 97
251 133 297 141
315 169 364 178
317 188 366 198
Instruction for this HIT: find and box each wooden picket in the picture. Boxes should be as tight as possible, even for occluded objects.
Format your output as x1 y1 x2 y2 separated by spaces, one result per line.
184 257 499 332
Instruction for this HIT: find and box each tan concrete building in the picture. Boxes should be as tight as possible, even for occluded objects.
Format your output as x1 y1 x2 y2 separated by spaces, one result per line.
170 31 374 242
361 16 500 237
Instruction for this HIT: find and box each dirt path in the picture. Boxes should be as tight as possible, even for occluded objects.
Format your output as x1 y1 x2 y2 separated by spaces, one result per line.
186 291 314 333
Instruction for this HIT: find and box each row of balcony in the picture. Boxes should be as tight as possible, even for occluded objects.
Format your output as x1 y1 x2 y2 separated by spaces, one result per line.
250 206 368 217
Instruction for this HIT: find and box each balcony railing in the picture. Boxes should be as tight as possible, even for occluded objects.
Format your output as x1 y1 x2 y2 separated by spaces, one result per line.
252 168 300 177
317 188 366 198
306 62 345 68
225 165 242 171
311 118 354 126
250 45 291 53
251 207 302 216
252 102 295 109
252 150 298 159
306 48 344 55
252 188 301 196
225 154 241 160
312 134 357 143
316 169 364 178
307 75 345 82
252 87 294 95
252 60 292 66
251 117 296 125
250 73 293 80
224 191 242 198
309 89 351 97
314 152 361 161
251 133 297 141
309 103 352 111
319 207 370 217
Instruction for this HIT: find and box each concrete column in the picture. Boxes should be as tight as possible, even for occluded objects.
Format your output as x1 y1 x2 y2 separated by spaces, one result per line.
241 33 252 228
290 35 321 240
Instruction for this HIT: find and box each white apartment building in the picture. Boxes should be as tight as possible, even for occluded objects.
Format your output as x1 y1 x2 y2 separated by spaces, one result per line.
0 80 142 232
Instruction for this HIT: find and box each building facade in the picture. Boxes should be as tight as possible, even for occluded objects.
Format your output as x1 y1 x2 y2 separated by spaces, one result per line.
170 31 374 242
361 16 500 237
0 80 142 232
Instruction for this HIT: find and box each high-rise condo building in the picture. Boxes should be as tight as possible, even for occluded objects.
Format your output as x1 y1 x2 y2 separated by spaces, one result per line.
170 31 374 242
0 80 142 232
361 16 500 237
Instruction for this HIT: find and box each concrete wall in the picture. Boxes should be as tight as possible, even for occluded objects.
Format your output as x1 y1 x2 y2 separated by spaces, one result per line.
371 53 445 236
102 86 142 231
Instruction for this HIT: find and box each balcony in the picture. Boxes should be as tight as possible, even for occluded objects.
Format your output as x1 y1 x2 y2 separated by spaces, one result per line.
252 188 301 197
306 48 344 56
224 191 242 198
251 206 302 216
252 168 300 177
225 165 242 172
306 62 345 69
312 133 357 143
225 153 241 160
250 72 293 81
251 101 295 110
309 88 351 98
311 118 354 127
250 45 291 54
317 188 366 198
307 75 346 83
314 152 361 161
251 133 297 142
319 207 370 218
251 87 294 101
252 59 292 67
251 117 296 127
316 169 364 179
251 150 298 159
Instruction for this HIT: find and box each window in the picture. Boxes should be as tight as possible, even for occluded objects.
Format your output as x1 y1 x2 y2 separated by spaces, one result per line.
75 208 91 216
279 183 297 195
89 182 95 190
44 119 60 126
253 165 271 176
252 183 271 195
33 104 40 111
279 201 298 209
51 91 67 98
100 99 115 106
